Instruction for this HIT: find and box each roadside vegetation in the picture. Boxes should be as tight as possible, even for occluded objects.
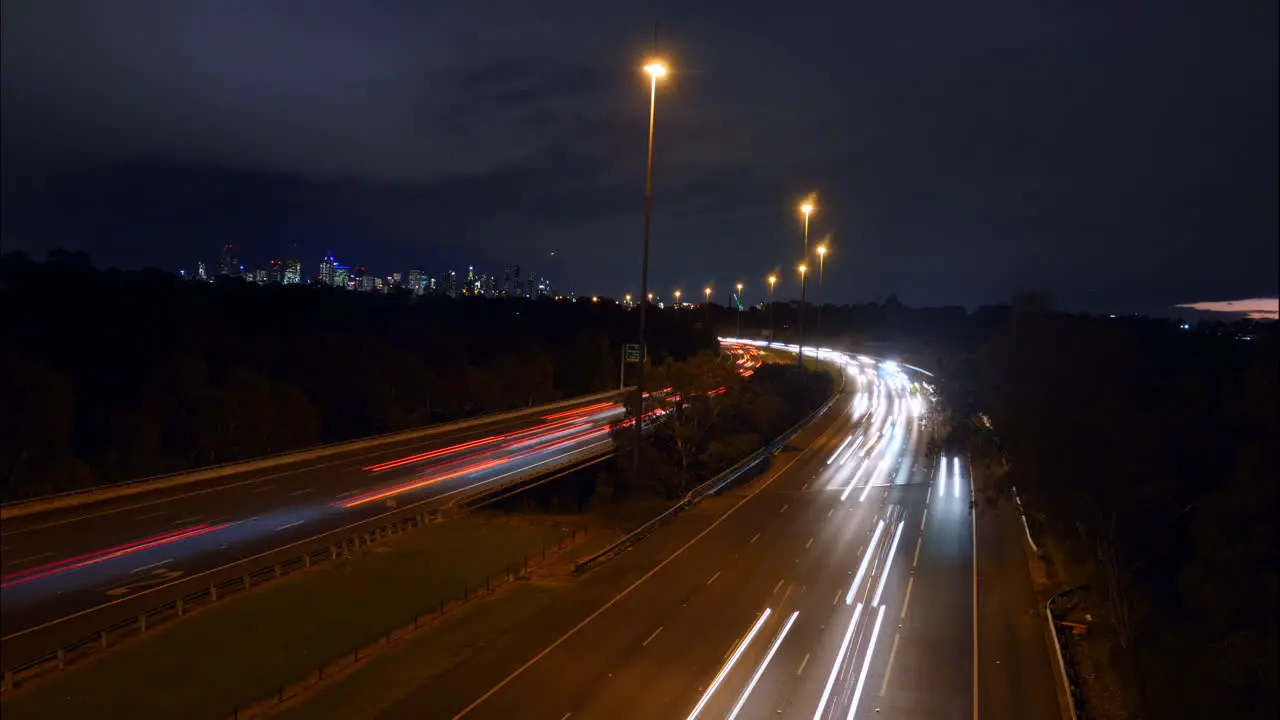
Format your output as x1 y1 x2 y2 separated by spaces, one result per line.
0 251 715 501
944 296 1277 718
0 516 576 720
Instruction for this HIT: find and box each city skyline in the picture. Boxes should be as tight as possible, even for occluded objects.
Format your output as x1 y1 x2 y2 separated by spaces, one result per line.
3 2 1275 315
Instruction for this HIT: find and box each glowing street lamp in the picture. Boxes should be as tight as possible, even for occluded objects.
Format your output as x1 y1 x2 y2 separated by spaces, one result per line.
735 282 745 337
704 286 713 323
767 274 778 344
634 59 669 476
816 243 828 333
798 199 816 367
674 289 682 305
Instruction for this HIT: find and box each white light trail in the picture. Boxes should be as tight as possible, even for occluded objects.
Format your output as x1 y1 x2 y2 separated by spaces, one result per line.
938 454 948 497
847 604 888 719
687 609 773 719
727 610 800 720
953 456 961 498
687 609 773 720
813 603 864 720
839 436 864 465
846 520 885 604
828 436 853 465
840 463 869 501
872 521 905 606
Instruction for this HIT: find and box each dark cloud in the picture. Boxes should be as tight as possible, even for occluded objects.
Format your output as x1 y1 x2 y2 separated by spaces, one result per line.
2 0 1276 310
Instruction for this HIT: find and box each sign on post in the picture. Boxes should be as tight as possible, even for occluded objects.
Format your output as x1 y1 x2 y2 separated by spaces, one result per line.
624 343 642 363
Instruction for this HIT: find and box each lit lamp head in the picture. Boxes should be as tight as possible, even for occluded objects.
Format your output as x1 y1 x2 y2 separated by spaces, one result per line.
798 263 808 277
768 275 777 288
817 245 827 258
644 61 668 80
800 202 815 218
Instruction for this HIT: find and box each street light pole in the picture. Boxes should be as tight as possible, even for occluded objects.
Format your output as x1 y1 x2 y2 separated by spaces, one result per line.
735 282 744 337
816 244 827 335
704 286 712 324
798 202 814 367
634 60 667 478
767 275 777 344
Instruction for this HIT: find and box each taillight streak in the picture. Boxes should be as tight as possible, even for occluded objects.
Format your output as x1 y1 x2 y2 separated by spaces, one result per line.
0 523 226 589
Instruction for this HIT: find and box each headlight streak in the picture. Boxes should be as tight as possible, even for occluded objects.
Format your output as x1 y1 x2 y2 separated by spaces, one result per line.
846 520 885 605
839 463 869 502
828 436 853 465
813 602 865 720
872 520 905 607
686 608 773 720
953 456 961 498
727 610 800 720
846 604 888 719
838 436 864 465
938 454 948 497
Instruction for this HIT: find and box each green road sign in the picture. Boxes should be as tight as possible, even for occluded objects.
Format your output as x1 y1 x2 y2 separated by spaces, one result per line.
625 343 642 362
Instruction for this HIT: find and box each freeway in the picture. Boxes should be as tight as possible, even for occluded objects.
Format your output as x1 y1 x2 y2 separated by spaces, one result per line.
0 343 764 672
0 392 626 667
377 351 1060 719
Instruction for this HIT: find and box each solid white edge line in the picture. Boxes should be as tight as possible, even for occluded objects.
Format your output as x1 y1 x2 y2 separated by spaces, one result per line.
688 608 773 720
727 610 800 719
847 603 888 719
846 520 885 604
873 521 906 606
813 602 865 720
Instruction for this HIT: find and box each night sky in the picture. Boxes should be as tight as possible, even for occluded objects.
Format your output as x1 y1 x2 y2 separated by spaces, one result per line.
3 1 1276 314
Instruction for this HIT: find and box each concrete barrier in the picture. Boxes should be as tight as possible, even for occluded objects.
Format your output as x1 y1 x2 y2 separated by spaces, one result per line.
1 388 631 521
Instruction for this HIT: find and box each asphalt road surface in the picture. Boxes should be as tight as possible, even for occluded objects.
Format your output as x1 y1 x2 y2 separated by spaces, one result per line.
376 357 1060 720
0 394 624 667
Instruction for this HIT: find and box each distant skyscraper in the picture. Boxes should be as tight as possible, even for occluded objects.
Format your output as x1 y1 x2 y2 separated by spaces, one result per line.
334 263 351 289
504 265 522 297
267 259 284 284
407 267 426 295
283 260 301 285
320 253 336 286
219 243 239 276
534 275 552 298
439 269 458 298
196 261 208 281
252 265 268 284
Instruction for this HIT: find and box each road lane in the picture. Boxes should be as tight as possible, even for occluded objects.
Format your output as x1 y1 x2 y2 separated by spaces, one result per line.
0 397 624 667
368 350 1058 720
372 362 932 720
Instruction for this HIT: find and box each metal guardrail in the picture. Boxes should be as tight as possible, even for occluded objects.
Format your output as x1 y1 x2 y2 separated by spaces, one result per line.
573 379 844 575
1048 588 1089 720
1 507 440 693
0 440 615 695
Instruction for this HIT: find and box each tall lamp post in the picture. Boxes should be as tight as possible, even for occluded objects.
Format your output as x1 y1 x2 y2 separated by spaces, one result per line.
735 282 744 337
634 59 667 478
816 244 827 334
674 289 681 305
798 201 815 366
704 286 712 324
767 274 777 344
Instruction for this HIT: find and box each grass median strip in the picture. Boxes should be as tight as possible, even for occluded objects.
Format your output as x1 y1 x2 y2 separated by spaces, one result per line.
0 515 573 720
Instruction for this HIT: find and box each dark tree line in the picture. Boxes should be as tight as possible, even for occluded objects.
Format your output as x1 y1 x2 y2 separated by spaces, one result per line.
952 302 1277 718
0 252 716 501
